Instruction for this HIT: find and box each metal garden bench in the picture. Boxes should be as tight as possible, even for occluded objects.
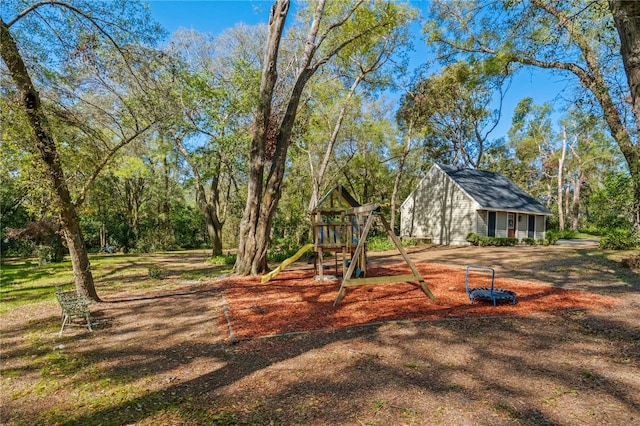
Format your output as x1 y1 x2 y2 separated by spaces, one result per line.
55 287 93 335
465 265 517 306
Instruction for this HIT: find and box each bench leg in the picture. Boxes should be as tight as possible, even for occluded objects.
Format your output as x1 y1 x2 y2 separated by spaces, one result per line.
85 314 93 332
59 315 70 336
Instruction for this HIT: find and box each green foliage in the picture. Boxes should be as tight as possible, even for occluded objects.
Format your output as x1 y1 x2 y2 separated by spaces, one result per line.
466 232 480 246
478 237 518 247
267 247 303 263
0 173 32 256
209 254 236 266
399 238 423 247
36 245 64 265
545 230 560 245
148 265 163 279
397 59 503 167
170 204 207 249
587 171 633 230
554 229 577 240
367 235 395 251
599 229 639 250
522 237 536 245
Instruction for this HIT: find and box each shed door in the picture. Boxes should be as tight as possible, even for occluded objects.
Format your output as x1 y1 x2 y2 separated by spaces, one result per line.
488 212 496 237
528 215 535 238
508 213 516 238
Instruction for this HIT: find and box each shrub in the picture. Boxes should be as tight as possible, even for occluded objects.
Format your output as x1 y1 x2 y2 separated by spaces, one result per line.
522 237 536 245
267 247 300 263
557 229 577 240
210 254 237 265
466 232 480 246
599 229 639 250
498 237 518 246
545 230 560 245
367 236 395 251
36 245 56 266
400 238 420 247
148 265 163 279
36 242 66 265
478 237 517 246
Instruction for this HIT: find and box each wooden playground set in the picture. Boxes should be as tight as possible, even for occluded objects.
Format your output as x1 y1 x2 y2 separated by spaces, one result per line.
262 185 436 305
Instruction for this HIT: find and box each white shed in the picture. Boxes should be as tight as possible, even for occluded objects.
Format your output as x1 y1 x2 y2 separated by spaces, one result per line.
400 164 552 245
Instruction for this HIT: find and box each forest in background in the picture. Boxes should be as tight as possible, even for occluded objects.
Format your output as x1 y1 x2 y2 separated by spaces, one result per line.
1 1 638 283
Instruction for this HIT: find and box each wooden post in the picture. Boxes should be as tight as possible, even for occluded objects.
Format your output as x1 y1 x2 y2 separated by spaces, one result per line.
379 215 435 300
334 210 376 305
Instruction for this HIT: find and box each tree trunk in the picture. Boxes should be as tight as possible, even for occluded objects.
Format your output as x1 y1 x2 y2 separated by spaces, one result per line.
204 204 223 256
571 171 584 231
390 119 414 230
557 127 567 230
236 0 383 274
564 186 570 228
235 0 290 275
161 153 171 233
609 0 640 230
174 137 225 256
1 19 100 301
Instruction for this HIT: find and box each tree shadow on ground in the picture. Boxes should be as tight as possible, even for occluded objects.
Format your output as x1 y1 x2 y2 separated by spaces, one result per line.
56 309 639 426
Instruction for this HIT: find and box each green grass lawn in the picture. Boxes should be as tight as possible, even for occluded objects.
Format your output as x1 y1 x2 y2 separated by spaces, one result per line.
0 251 230 313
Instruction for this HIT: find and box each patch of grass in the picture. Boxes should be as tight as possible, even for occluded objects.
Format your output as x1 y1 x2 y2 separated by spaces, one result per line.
148 265 163 279
181 271 209 280
367 236 395 251
209 254 236 265
544 386 578 408
0 260 75 312
581 369 595 380
372 399 387 410
448 382 465 391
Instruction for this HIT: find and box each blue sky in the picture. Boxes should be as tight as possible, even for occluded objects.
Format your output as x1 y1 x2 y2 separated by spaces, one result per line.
147 0 571 140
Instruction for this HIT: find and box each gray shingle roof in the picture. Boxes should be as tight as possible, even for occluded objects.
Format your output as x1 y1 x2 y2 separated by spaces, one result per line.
438 164 552 215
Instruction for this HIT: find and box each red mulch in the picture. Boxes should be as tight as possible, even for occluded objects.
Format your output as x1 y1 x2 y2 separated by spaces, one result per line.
220 262 621 339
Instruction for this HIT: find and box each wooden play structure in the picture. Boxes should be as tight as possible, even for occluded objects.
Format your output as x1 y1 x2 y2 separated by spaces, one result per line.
311 185 364 282
310 186 435 306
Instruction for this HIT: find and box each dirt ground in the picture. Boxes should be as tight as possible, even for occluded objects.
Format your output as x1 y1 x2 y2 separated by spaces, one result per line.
1 243 639 425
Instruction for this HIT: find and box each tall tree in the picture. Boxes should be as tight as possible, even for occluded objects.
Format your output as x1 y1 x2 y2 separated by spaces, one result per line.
0 1 162 300
304 3 415 211
392 101 420 230
165 27 260 255
507 98 556 206
398 60 506 168
561 109 618 230
609 0 640 229
426 0 640 229
235 0 407 275
341 99 398 205
558 127 568 230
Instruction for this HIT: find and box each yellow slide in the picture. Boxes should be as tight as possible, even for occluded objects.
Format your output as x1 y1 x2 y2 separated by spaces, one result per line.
261 243 314 283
